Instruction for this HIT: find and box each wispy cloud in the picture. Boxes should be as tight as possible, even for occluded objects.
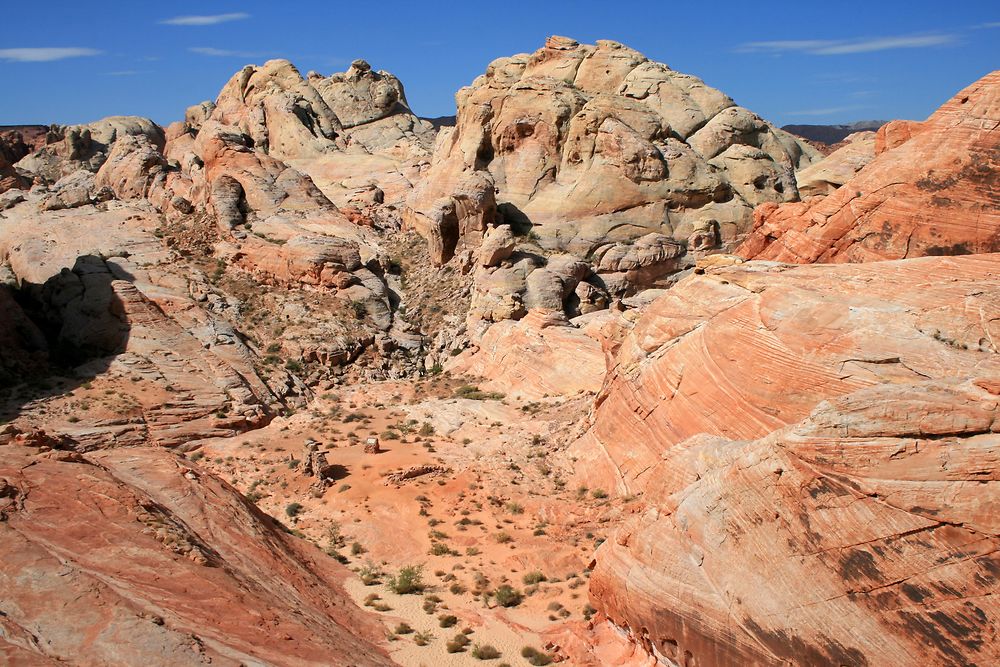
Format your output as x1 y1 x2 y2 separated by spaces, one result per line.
161 13 250 26
739 33 957 55
785 105 867 117
189 46 262 58
0 47 101 62
974 21 1000 29
104 70 143 76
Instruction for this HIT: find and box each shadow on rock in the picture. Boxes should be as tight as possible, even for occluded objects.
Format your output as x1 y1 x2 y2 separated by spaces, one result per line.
0 254 133 424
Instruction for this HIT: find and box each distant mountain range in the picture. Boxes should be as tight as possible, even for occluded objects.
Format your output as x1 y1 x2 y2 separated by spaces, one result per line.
781 120 889 144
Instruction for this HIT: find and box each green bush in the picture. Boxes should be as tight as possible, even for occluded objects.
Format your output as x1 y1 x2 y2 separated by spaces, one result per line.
522 571 546 585
285 502 303 517
388 565 424 594
493 584 522 607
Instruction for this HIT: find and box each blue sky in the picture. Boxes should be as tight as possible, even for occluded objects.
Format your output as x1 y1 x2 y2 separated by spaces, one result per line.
1 1 997 127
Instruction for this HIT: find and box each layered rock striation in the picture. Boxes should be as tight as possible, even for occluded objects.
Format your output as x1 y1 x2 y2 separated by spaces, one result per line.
739 71 1000 262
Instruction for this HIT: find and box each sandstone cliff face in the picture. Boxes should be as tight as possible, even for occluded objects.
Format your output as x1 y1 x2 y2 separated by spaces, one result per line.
589 377 1000 667
574 253 1000 666
405 36 819 268
570 253 1000 494
0 445 390 666
739 71 1000 262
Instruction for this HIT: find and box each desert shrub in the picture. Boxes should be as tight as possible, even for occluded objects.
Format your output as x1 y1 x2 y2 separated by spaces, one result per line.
430 542 455 556
388 565 424 594
472 644 501 660
418 422 435 436
358 561 382 585
413 631 433 646
521 647 553 665
453 384 505 401
506 501 524 515
394 622 414 635
591 488 608 499
439 614 458 628
493 584 522 607
522 571 546 585
285 502 303 517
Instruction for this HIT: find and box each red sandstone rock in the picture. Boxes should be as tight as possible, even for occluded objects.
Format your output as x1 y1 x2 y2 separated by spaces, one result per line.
574 252 1000 665
589 377 1000 666
571 253 1000 494
450 308 611 399
739 71 1000 262
0 446 390 665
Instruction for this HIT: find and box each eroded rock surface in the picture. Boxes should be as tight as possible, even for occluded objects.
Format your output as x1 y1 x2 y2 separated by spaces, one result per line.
571 253 1000 494
740 71 1000 262
573 252 1000 666
0 445 390 666
590 377 1000 667
405 36 819 269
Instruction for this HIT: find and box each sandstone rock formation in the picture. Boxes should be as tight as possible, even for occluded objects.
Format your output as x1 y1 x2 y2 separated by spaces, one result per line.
571 253 1000 494
16 116 164 184
793 130 876 197
405 36 819 269
0 445 390 665
449 308 611 399
0 133 31 193
740 71 1000 262
573 252 1000 666
201 58 435 207
589 377 1000 667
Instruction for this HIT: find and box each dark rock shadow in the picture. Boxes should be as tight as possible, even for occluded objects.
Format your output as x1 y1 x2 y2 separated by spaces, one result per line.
0 254 133 425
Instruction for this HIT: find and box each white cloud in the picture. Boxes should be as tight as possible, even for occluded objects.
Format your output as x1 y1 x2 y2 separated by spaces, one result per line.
739 33 957 55
974 21 1000 29
0 47 101 62
189 46 261 58
161 13 250 26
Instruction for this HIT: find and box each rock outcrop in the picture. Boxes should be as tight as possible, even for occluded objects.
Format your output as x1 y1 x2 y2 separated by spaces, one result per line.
16 116 164 183
571 253 1000 494
449 308 610 399
0 445 390 666
739 71 1000 262
793 130 876 197
589 377 1000 667
0 133 31 193
405 36 819 268
201 58 435 207
574 252 1000 666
